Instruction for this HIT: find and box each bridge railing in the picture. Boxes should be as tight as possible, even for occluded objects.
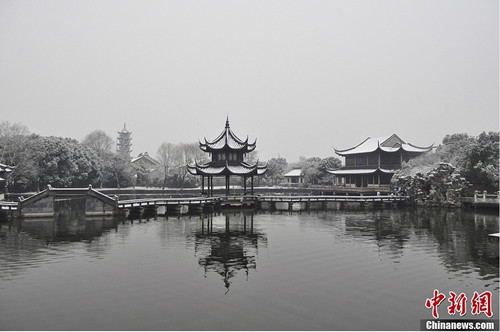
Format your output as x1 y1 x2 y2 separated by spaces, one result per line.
473 190 500 203
327 185 392 193
18 185 118 210
256 195 407 202
117 196 220 208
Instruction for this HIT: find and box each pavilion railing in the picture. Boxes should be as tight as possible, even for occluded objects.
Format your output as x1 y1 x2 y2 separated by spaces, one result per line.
329 184 392 193
472 190 500 203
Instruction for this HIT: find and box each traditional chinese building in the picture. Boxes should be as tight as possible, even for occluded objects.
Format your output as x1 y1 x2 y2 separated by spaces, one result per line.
131 152 160 186
329 134 433 191
283 168 304 186
187 118 267 196
131 152 160 171
117 123 132 156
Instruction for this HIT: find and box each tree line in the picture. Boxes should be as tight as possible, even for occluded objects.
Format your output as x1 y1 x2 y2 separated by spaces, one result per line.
0 124 208 191
0 122 343 192
1 121 497 194
392 131 499 200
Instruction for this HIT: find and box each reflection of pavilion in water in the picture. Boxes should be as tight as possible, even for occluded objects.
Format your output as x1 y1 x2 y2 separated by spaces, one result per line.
195 213 267 291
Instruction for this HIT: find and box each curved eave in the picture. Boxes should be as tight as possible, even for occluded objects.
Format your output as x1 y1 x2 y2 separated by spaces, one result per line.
402 143 434 153
334 137 372 156
227 128 249 147
327 168 396 175
188 160 267 176
200 123 257 152
187 163 200 175
200 142 256 153
335 144 433 155
379 145 402 153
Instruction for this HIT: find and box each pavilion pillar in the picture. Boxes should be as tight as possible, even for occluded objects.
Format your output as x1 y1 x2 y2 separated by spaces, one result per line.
243 176 247 195
251 176 254 195
201 176 205 194
226 175 230 196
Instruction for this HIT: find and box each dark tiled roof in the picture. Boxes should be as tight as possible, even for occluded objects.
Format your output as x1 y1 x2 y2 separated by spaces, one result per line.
188 160 267 176
200 118 256 153
334 134 433 156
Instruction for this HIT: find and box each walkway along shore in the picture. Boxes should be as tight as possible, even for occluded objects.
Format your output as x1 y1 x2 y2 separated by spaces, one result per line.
1 185 498 219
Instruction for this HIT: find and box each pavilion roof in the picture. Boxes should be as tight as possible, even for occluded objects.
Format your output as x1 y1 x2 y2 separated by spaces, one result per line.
188 160 267 176
334 134 433 156
0 163 15 172
131 153 160 166
200 117 257 153
284 169 303 177
328 167 397 175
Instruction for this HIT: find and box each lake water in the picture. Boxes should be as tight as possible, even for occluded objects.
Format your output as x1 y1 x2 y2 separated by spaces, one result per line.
0 208 498 330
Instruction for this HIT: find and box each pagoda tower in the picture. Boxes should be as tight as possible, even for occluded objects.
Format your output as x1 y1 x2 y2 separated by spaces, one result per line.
187 117 267 196
117 123 132 156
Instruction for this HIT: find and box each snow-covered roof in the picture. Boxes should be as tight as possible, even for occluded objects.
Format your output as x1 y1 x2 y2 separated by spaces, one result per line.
187 160 267 176
131 153 160 165
284 169 303 177
328 168 396 175
334 134 433 156
0 163 14 172
200 117 257 153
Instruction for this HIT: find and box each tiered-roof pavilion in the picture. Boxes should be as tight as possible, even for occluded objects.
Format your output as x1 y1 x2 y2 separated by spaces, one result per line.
329 134 433 190
187 118 267 196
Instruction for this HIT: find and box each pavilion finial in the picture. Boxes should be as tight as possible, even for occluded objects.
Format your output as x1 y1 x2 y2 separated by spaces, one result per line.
225 116 230 129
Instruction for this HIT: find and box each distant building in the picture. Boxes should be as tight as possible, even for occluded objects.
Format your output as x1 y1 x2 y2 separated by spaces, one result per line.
283 168 304 186
329 134 432 190
131 152 160 187
187 117 267 195
117 123 132 156
131 152 160 171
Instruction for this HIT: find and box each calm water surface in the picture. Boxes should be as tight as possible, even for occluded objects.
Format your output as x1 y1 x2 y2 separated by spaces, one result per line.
0 208 498 330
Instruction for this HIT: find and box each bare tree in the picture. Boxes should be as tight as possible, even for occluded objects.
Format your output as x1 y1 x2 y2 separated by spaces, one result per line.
81 130 114 158
81 130 115 187
171 142 205 188
156 142 175 189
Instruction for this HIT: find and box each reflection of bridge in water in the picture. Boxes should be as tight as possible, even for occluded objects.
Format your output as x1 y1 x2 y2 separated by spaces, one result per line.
194 213 267 292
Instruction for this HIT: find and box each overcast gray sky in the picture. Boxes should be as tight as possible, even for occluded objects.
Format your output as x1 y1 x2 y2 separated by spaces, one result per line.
0 0 498 162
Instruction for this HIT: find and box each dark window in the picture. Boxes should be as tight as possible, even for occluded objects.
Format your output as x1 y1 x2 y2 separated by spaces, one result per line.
356 156 367 165
368 154 378 165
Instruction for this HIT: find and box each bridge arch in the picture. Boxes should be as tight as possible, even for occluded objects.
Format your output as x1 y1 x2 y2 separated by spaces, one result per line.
18 185 118 217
